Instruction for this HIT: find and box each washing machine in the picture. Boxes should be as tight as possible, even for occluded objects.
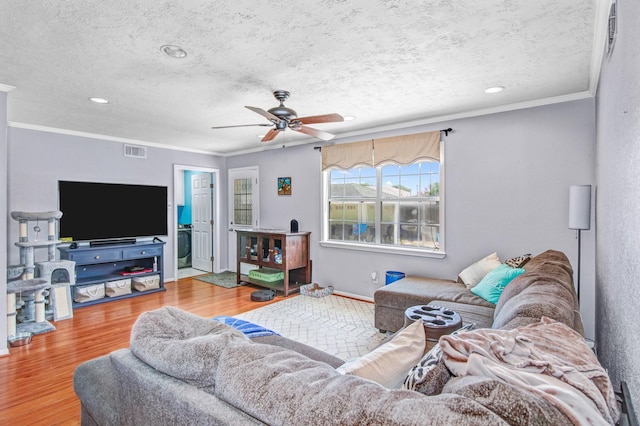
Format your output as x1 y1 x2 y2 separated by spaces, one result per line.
177 224 192 269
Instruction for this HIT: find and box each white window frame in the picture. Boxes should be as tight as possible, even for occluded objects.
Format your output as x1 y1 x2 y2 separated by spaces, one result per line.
320 144 445 259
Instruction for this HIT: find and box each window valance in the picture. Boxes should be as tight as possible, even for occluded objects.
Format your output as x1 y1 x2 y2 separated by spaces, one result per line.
321 140 373 170
321 130 440 171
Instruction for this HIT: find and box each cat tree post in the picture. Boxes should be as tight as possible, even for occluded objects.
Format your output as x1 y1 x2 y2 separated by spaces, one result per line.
6 293 16 337
7 211 64 339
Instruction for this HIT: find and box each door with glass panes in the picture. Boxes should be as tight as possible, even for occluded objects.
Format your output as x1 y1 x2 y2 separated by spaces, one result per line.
227 167 259 272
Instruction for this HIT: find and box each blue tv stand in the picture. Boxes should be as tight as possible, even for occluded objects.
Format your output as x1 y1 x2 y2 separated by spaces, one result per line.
58 241 165 308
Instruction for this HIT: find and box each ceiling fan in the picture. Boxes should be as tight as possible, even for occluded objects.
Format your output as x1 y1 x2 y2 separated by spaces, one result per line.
211 90 344 142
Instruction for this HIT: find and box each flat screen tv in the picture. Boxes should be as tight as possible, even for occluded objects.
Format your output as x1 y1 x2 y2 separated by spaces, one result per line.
58 180 168 243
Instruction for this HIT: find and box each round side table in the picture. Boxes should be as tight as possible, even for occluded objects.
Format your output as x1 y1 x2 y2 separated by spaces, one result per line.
404 305 462 350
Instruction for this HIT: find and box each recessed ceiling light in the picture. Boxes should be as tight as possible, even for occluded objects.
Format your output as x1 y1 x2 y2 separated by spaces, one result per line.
257 134 265 138
160 45 188 58
343 115 356 121
484 86 505 94
89 97 109 104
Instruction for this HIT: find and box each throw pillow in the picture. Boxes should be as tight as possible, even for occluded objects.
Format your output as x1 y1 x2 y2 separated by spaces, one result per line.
504 253 532 269
336 320 425 389
458 252 501 288
471 264 525 304
403 323 476 395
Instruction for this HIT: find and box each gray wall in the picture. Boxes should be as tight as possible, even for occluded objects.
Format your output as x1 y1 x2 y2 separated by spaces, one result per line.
5 127 226 280
3 98 599 350
595 0 640 409
1 91 8 354
228 98 597 337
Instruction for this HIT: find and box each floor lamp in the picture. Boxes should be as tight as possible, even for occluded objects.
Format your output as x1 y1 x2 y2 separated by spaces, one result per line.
569 185 591 301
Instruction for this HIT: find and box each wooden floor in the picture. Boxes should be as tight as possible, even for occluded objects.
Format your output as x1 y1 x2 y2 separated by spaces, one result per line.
0 277 284 425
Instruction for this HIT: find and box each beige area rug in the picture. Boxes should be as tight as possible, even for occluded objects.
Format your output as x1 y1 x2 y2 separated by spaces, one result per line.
236 295 388 361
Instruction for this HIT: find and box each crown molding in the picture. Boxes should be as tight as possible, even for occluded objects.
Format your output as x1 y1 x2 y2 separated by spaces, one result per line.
329 91 595 144
589 0 613 95
0 83 16 93
7 121 224 156
8 90 596 158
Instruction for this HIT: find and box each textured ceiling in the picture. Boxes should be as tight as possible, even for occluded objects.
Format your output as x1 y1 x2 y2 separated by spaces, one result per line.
0 1 604 154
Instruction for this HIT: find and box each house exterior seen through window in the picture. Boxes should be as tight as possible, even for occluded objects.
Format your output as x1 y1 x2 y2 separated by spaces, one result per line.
326 161 442 252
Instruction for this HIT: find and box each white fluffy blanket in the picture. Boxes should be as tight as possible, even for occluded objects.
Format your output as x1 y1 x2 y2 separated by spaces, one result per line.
439 317 619 425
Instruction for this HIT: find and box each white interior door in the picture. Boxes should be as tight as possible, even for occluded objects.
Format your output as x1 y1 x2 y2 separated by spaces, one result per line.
227 167 259 273
192 173 213 272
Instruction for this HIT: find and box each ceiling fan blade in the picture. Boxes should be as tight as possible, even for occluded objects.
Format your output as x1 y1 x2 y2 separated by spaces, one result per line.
211 123 273 129
261 128 281 142
296 113 344 125
245 106 281 123
294 125 336 141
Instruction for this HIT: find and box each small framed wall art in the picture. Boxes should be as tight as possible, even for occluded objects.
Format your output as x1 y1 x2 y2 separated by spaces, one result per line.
278 177 291 195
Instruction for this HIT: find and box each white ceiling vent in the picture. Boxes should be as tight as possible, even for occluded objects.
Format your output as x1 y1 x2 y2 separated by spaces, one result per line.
124 144 147 159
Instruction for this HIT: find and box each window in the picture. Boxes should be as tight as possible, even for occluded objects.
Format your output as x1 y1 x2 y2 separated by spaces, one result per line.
326 161 442 252
321 130 444 255
233 177 254 226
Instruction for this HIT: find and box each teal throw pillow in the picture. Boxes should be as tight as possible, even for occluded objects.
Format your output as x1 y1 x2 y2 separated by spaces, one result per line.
470 264 525 304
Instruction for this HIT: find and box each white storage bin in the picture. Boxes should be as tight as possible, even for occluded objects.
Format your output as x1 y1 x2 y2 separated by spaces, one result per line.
105 278 132 297
73 283 105 303
132 274 160 292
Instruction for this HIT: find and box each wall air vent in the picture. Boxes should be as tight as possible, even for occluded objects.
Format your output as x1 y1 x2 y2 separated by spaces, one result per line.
124 144 147 159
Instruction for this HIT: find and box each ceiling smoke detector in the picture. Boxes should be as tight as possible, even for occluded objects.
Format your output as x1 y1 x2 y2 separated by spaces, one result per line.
161 45 187 58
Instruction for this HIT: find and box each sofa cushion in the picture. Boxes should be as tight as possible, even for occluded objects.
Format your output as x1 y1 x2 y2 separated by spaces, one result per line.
492 250 583 334
109 348 266 425
129 306 247 390
337 320 425 388
458 252 501 287
213 334 519 425
471 264 525 304
429 300 495 329
443 376 573 426
375 276 493 311
251 334 344 368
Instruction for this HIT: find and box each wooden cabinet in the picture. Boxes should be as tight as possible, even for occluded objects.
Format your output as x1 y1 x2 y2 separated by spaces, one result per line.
59 241 165 307
236 230 311 296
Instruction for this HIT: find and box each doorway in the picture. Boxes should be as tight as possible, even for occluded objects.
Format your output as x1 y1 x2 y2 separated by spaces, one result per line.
174 165 220 280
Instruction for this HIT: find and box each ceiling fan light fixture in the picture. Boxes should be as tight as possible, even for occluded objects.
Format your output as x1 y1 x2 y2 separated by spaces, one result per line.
214 90 344 143
160 45 188 58
484 86 505 94
268 105 297 120
89 97 109 104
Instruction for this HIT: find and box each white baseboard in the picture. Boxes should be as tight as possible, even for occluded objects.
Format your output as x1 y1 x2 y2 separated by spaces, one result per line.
333 290 374 303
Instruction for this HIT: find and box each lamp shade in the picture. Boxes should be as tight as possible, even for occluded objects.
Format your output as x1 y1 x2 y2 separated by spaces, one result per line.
569 185 591 230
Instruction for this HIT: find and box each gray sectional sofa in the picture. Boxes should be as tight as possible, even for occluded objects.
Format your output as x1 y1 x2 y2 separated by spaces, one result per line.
374 249 583 335
73 250 619 425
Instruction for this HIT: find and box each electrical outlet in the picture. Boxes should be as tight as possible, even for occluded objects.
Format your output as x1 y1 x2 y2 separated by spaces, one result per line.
371 271 378 284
